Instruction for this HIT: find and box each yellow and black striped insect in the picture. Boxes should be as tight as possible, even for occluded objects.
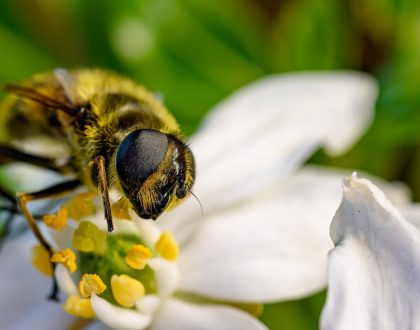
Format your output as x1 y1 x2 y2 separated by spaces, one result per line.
0 68 195 298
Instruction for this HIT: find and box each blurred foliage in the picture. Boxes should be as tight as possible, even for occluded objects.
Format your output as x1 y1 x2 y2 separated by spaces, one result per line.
1 0 420 328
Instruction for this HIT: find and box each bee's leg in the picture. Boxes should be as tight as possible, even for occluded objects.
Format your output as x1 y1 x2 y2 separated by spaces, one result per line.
0 186 20 249
94 156 113 232
17 179 81 301
0 144 72 243
0 144 65 172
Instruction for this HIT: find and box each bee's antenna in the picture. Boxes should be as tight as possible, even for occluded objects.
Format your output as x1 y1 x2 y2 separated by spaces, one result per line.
188 189 204 218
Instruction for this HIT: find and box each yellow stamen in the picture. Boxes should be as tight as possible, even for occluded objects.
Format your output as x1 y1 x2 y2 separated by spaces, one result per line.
73 221 107 254
111 274 145 308
63 295 95 318
43 207 68 230
79 274 107 298
51 248 77 273
155 232 179 261
31 245 53 277
64 191 97 221
125 244 152 270
111 200 132 220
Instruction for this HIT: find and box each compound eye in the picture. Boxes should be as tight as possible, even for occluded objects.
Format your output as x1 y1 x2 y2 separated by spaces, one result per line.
115 129 168 191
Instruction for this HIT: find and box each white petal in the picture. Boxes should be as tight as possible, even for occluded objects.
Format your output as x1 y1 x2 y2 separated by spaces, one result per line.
4 300 75 330
151 298 267 330
132 215 162 248
321 174 420 330
55 264 78 296
400 203 420 230
47 220 77 251
136 295 161 315
112 218 140 234
91 294 152 330
148 258 180 297
178 166 408 302
81 209 108 231
158 72 378 242
84 321 112 330
178 166 344 302
0 234 73 329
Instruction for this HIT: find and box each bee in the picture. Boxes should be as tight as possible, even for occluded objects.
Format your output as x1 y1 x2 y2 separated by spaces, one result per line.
0 68 195 298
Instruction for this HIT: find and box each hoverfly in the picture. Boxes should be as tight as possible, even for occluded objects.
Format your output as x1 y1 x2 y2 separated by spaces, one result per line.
0 69 195 298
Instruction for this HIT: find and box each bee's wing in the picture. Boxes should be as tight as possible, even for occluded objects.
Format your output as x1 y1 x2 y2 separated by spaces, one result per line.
2 69 82 159
54 68 82 105
10 136 71 160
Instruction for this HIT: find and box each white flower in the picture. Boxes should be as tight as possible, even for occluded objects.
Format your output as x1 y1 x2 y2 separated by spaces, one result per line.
0 72 379 330
321 174 420 330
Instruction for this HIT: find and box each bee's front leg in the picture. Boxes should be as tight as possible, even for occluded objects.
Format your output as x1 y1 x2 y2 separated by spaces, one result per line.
93 155 113 232
0 186 19 249
17 179 80 301
0 143 72 249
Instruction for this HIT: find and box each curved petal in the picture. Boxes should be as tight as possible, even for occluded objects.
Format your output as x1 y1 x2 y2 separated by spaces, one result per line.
151 298 267 330
148 258 180 297
177 167 342 302
3 301 75 330
55 264 78 296
84 321 112 330
0 234 74 329
158 72 378 243
400 203 420 230
132 216 162 248
136 294 161 315
321 174 420 330
91 294 152 330
47 220 77 251
178 166 409 302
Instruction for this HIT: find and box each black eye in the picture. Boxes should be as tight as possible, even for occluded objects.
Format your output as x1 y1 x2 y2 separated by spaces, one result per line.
115 129 168 191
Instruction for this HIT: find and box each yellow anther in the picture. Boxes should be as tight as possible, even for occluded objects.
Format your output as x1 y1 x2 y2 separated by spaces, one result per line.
63 295 95 319
125 244 152 270
73 235 95 252
111 200 132 220
79 274 107 298
155 232 179 261
111 274 145 308
31 245 53 277
64 191 97 221
43 207 68 230
51 248 77 273
73 221 107 254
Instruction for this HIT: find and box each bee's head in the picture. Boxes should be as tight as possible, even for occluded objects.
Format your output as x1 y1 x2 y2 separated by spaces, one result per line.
115 129 195 220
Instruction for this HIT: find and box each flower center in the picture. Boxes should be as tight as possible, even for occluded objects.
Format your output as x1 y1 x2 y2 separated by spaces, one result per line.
31 208 182 320
77 231 157 305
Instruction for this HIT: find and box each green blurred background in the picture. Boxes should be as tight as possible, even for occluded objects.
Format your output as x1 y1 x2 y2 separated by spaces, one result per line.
0 0 419 328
